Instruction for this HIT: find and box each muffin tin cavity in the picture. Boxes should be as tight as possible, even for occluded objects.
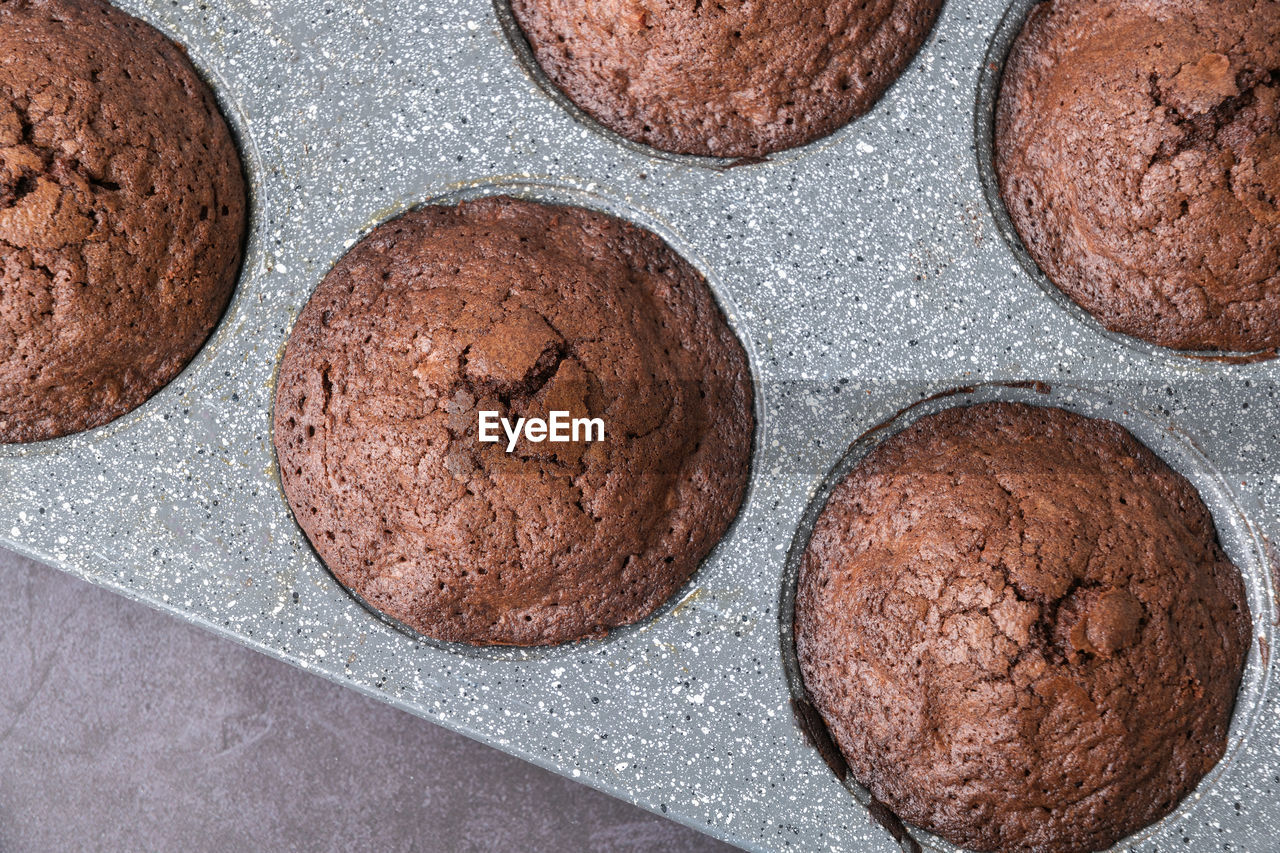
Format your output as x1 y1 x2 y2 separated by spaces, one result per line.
0 1 269 456
975 0 1278 364
272 179 761 661
493 0 941 168
780 382 1274 852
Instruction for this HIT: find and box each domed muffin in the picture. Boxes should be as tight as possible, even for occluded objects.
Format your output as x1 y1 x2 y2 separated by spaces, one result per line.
796 402 1251 852
274 197 753 646
0 0 246 441
510 0 943 158
995 0 1280 352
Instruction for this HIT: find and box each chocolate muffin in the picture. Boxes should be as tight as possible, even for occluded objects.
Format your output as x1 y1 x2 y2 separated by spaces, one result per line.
274 197 753 646
995 0 1280 352
0 0 246 442
796 402 1251 852
510 0 943 158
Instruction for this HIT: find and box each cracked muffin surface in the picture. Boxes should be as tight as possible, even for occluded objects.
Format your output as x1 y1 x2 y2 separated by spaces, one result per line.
796 402 1250 853
0 0 246 441
510 0 943 158
273 197 753 646
995 0 1280 352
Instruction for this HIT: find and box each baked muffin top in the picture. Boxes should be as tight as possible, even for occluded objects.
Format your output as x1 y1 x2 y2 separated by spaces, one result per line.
274 197 753 646
511 0 943 157
0 0 246 441
995 0 1280 352
797 402 1251 852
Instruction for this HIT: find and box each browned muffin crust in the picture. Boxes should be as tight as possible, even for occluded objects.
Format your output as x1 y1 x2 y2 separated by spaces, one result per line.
274 197 753 646
0 0 246 442
995 0 1280 352
510 0 943 158
796 402 1251 852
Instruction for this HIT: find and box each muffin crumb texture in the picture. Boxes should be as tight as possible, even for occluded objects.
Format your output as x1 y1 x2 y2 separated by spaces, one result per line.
511 0 943 157
995 0 1280 352
274 197 753 646
797 402 1251 852
0 0 246 441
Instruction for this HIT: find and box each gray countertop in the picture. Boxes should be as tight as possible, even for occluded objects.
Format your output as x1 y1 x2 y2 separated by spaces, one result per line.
0 548 733 853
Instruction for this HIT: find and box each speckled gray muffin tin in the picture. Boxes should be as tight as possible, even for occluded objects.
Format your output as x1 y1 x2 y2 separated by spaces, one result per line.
1 1 1278 851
